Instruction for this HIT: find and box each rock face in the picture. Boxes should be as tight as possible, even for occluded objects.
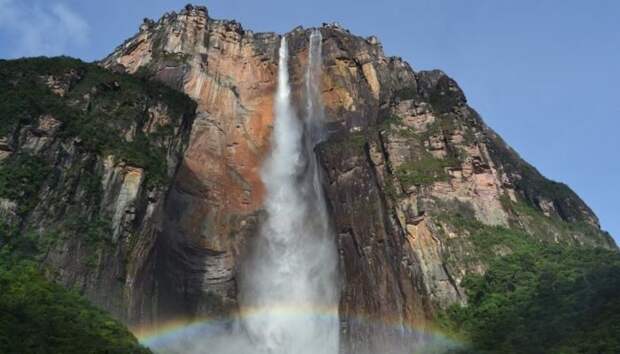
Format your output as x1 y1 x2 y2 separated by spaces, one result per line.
103 5 281 324
0 57 196 326
2 4 615 352
100 6 616 349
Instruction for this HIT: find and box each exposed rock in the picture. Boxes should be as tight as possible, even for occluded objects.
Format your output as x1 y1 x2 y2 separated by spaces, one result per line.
0 56 196 327
0 137 12 161
44 70 81 96
99 5 616 348
102 157 145 241
20 114 63 153
0 198 18 227
2 5 614 350
103 6 282 325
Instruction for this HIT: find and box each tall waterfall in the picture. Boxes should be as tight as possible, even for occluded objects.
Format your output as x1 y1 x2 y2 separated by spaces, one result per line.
239 30 339 354
144 30 458 354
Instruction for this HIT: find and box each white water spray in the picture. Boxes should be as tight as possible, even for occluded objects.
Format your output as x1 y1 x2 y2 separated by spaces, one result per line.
143 30 464 354
239 30 339 354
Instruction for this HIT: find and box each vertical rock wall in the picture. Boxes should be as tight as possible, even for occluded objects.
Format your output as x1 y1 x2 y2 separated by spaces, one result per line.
98 4 615 344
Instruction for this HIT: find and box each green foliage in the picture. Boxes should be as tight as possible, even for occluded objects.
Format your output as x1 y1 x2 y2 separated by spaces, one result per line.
382 178 400 200
159 52 190 67
0 215 112 266
486 130 595 224
395 156 456 188
0 153 51 215
428 76 464 114
394 86 417 100
81 169 104 206
502 196 615 248
430 92 457 114
379 113 403 128
325 131 369 151
436 210 540 275
0 200 144 352
0 57 195 188
347 132 370 148
439 236 620 354
0 257 150 354
436 208 619 353
377 113 420 139
0 57 174 352
421 114 461 143
443 212 536 251
0 57 79 136
115 134 169 187
1 228 45 261
64 215 112 244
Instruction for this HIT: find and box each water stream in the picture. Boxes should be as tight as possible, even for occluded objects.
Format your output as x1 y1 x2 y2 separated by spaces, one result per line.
239 30 339 354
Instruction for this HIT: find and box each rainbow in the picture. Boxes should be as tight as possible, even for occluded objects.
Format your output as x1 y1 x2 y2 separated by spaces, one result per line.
134 305 464 353
135 305 338 346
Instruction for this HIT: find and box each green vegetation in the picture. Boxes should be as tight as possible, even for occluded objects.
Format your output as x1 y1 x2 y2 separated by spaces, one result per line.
500 196 616 248
0 153 117 265
0 57 74 136
379 113 404 129
421 113 469 142
0 208 145 353
0 58 174 352
394 86 417 100
324 130 370 151
157 52 190 67
347 132 370 148
81 168 105 206
434 209 620 354
438 245 620 354
395 156 457 188
377 113 420 139
426 116 456 137
0 255 150 354
435 210 539 273
0 57 195 188
63 215 114 269
382 177 400 200
0 222 52 261
444 213 536 254
428 76 464 114
0 153 51 215
486 130 594 224
416 114 477 154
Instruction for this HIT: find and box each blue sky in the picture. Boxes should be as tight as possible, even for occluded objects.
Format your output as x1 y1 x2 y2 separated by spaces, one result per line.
1 0 618 242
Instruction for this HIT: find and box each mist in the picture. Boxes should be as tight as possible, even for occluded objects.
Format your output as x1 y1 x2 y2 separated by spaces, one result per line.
238 29 340 354
142 29 466 354
147 31 340 354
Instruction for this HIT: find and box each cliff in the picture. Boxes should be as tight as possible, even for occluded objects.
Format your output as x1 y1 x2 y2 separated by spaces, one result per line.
0 56 196 325
1 4 616 352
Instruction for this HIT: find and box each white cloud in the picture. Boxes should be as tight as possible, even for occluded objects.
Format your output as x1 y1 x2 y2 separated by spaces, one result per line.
0 0 89 58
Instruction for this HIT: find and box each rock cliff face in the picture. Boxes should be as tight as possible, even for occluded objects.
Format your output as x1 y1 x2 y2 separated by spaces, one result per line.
100 5 615 349
0 57 196 325
103 5 280 325
2 4 615 351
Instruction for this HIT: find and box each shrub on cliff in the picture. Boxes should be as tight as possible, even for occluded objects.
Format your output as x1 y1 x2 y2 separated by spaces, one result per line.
0 255 151 354
439 244 620 354
0 57 196 188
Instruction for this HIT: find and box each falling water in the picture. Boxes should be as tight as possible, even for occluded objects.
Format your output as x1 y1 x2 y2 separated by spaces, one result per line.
239 30 339 354
142 30 462 354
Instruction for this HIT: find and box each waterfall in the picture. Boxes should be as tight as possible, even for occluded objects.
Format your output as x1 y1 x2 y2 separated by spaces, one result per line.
144 30 458 354
239 30 339 354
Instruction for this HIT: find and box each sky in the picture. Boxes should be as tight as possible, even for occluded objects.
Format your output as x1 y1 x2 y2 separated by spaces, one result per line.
0 0 618 242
